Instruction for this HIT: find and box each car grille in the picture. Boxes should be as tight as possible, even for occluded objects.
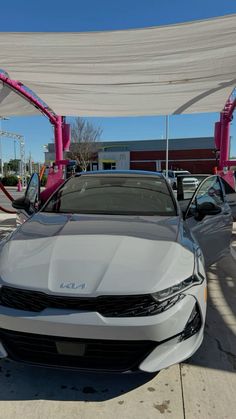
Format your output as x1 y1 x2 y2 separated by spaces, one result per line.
0 286 181 317
0 328 157 371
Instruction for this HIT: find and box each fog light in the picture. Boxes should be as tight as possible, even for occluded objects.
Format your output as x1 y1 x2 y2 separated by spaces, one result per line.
180 303 202 341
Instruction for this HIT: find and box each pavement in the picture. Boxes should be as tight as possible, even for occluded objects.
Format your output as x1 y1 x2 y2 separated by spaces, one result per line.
0 188 24 214
0 214 235 419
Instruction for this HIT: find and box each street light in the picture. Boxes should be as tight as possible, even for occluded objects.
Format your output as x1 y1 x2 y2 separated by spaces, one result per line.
0 116 9 176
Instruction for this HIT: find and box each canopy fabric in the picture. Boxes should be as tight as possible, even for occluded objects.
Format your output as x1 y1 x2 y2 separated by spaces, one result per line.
0 14 236 117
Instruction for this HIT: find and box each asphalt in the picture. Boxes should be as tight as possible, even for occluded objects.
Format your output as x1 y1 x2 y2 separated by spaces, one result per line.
0 187 24 213
0 213 235 419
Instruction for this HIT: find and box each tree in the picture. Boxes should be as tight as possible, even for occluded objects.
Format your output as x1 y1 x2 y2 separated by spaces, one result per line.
3 159 20 175
68 117 102 171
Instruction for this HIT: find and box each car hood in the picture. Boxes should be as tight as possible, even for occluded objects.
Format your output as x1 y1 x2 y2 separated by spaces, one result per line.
0 213 194 296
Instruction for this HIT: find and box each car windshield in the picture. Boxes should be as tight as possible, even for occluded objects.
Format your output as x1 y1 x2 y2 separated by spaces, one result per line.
42 175 177 216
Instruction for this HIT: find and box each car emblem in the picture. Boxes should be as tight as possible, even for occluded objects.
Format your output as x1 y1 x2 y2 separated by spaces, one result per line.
60 282 86 290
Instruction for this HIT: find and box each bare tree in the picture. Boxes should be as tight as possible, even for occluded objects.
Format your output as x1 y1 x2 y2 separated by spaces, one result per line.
68 117 102 171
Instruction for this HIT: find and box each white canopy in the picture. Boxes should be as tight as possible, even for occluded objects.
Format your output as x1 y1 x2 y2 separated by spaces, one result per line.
0 14 236 117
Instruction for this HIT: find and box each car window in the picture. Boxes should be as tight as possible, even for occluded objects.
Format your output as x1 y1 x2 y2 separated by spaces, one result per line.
186 176 224 217
221 178 235 194
177 175 208 201
42 175 177 216
25 173 40 205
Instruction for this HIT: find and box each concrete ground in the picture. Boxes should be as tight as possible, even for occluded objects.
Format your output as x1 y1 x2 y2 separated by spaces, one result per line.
0 214 235 419
0 187 24 214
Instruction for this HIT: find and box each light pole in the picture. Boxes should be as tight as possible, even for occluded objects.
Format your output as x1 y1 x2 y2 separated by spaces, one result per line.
0 117 9 176
165 115 169 178
0 128 25 182
14 140 16 160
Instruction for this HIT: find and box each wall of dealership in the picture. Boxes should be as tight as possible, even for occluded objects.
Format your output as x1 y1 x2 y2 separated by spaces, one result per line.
45 137 216 174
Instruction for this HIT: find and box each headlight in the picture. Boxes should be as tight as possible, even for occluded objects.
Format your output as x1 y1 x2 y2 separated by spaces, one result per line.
152 248 205 302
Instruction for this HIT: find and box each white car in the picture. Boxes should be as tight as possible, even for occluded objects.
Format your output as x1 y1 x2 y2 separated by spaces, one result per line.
162 170 199 190
0 171 232 373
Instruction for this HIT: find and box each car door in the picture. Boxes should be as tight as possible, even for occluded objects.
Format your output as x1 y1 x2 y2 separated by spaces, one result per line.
13 173 40 225
220 178 236 220
184 175 232 267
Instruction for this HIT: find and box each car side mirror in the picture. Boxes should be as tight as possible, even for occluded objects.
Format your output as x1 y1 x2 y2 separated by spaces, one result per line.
194 201 221 221
12 197 31 213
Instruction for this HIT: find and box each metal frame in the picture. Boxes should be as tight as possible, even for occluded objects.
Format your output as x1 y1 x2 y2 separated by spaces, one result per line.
0 130 25 180
215 96 236 169
0 73 67 163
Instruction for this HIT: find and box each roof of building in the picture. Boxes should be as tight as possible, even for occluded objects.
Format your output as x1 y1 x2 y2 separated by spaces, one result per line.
46 137 215 156
99 137 215 151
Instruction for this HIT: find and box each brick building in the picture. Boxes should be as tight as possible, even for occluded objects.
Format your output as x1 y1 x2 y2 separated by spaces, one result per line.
44 137 216 174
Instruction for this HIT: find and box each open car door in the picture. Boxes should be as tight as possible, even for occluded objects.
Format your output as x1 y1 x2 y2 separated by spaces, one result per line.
181 175 233 267
177 173 236 221
12 173 40 225
220 178 236 221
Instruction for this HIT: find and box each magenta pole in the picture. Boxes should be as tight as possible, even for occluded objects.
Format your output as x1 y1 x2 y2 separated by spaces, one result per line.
0 73 57 125
54 115 63 163
219 112 231 169
0 72 67 169
217 98 235 170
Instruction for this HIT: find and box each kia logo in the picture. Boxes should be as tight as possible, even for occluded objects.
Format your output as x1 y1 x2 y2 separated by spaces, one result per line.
60 282 86 290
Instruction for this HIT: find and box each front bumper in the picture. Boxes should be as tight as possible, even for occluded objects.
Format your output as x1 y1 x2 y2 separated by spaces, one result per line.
0 285 206 372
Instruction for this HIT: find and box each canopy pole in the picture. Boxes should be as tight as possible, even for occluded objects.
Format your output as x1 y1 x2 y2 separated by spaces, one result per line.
214 97 235 170
0 73 70 167
54 115 63 164
165 115 169 178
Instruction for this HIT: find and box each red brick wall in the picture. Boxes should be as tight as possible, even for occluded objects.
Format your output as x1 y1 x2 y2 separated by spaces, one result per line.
160 160 215 174
130 148 215 174
130 161 156 171
130 149 214 160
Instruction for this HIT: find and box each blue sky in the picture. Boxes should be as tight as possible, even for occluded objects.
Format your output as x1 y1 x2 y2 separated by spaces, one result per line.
0 0 236 162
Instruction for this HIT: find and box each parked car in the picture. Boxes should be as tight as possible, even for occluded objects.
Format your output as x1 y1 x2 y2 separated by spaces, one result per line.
0 171 233 373
161 170 199 190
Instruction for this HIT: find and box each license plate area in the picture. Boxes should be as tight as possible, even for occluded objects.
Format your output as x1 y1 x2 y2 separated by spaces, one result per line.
56 341 86 356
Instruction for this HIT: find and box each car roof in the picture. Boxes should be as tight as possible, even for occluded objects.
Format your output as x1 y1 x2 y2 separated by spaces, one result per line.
175 173 210 177
172 170 190 173
75 170 164 178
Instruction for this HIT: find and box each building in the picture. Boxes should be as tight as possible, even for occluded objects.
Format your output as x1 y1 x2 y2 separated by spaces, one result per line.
44 137 216 174
44 143 57 164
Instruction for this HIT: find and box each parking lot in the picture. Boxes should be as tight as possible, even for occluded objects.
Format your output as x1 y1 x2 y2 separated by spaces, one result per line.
0 213 235 418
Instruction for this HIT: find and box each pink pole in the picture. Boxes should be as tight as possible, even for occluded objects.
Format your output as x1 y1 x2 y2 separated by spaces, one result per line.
54 115 63 163
0 73 66 170
0 73 57 125
214 121 221 150
218 99 233 170
219 113 231 169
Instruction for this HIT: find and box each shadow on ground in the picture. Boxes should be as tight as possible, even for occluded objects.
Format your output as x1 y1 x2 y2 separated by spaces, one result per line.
0 360 157 402
185 250 236 373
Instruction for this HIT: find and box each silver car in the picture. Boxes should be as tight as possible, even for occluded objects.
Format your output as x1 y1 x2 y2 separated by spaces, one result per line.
0 171 232 372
